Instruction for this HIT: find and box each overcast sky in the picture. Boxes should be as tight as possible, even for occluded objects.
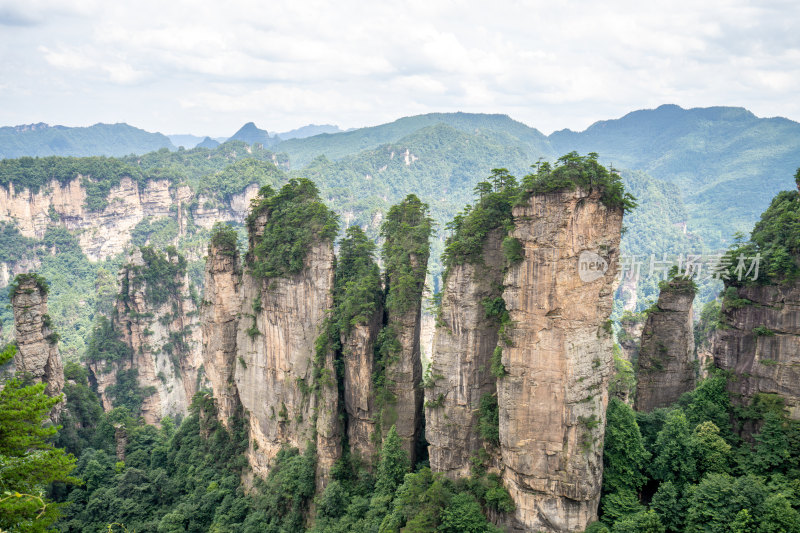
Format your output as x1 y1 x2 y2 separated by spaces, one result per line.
1 0 798 137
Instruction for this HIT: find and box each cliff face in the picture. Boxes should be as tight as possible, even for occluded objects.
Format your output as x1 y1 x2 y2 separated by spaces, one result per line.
618 314 644 363
383 289 425 464
426 229 505 478
635 280 697 412
0 177 259 265
341 306 383 463
90 248 204 425
10 275 64 411
234 237 340 483
497 188 622 533
714 283 800 419
201 241 242 426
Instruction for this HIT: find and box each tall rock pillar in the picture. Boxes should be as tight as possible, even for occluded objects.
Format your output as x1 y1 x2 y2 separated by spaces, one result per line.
497 188 622 532
11 273 64 413
426 229 505 477
378 194 432 464
202 228 243 426
234 180 341 487
635 278 697 412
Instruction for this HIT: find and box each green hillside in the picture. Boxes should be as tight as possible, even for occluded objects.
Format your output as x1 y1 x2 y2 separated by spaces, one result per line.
0 122 175 159
276 112 552 169
550 105 800 246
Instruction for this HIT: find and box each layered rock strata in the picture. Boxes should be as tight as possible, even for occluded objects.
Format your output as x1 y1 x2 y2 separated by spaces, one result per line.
341 306 383 463
201 240 242 426
635 279 697 412
426 229 505 478
714 283 800 419
90 248 204 425
233 228 340 484
497 188 623 532
10 275 65 413
0 177 261 265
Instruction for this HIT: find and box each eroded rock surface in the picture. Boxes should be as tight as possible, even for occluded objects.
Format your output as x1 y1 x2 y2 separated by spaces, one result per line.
90 248 204 425
635 279 697 412
426 229 505 478
714 284 800 419
497 188 622 533
11 275 64 412
201 241 242 426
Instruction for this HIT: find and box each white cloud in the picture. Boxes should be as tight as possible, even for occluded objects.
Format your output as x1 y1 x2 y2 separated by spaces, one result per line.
0 0 798 134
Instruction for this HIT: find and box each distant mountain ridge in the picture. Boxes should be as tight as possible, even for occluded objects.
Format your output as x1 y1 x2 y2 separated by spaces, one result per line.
276 124 343 140
2 106 798 250
228 122 277 148
0 122 174 159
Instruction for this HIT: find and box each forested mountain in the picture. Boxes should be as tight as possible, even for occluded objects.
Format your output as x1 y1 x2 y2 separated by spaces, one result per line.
0 122 175 159
550 105 800 246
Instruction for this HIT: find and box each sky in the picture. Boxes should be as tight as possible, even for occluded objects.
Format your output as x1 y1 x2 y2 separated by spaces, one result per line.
1 0 798 137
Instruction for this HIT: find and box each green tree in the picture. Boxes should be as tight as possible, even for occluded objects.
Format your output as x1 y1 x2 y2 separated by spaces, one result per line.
381 194 433 315
750 412 791 476
602 397 649 495
690 421 731 477
0 350 78 531
758 494 800 533
651 409 696 485
612 510 665 533
439 492 497 533
375 426 410 495
650 481 684 533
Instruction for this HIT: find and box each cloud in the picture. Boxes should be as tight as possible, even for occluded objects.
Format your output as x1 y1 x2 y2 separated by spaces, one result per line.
0 0 798 134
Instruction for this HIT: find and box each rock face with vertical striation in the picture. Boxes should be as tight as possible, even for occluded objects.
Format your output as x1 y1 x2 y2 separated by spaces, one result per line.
497 188 623 532
235 238 339 482
201 236 243 427
11 274 64 412
426 229 505 478
714 283 800 419
378 195 432 464
618 312 644 363
635 278 697 412
89 247 204 425
341 306 383 463
230 180 342 488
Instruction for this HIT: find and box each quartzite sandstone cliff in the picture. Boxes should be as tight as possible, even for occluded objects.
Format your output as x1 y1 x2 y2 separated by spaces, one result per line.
341 306 383 463
201 240 243 427
89 248 204 425
497 188 622 532
426 229 505 478
635 279 697 412
714 283 800 419
232 218 340 485
11 275 65 413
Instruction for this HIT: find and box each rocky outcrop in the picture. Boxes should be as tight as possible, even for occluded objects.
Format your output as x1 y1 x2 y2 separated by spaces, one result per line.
379 196 431 464
426 229 505 478
0 177 260 266
234 235 340 484
10 274 64 413
714 284 800 419
90 248 204 425
342 306 383 463
618 312 644 363
635 279 697 412
201 240 242 427
497 188 623 533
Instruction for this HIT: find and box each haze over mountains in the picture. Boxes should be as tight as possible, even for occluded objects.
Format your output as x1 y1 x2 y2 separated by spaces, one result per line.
2 104 798 252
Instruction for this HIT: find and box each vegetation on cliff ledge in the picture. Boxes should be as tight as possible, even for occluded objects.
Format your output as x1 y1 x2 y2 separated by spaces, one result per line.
723 171 800 285
247 178 339 280
381 193 433 316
